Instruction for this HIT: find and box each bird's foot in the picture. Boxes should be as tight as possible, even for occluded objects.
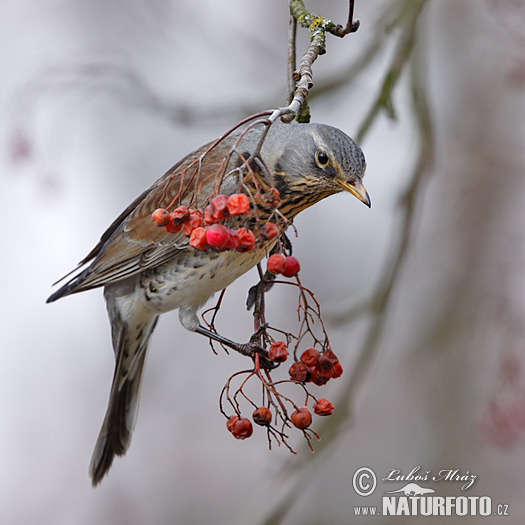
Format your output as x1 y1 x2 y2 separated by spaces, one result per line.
195 325 277 369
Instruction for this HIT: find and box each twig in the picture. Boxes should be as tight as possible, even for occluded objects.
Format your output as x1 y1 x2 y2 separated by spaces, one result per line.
272 0 361 124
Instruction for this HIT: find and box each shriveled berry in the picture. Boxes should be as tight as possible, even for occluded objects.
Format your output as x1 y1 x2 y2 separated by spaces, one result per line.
288 361 309 382
282 256 300 278
226 416 253 439
260 222 279 241
204 204 217 225
171 205 190 224
252 407 272 426
152 208 171 227
206 224 230 247
300 348 320 367
267 254 287 275
264 187 281 209
183 209 203 236
228 193 250 216
291 407 312 430
269 341 288 363
318 349 339 372
189 227 209 251
226 415 238 433
209 194 230 221
309 366 332 386
236 228 255 252
331 362 343 379
221 229 238 251
313 399 335 416
164 221 182 234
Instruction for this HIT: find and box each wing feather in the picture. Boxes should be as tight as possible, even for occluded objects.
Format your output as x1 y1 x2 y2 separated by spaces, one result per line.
48 135 241 300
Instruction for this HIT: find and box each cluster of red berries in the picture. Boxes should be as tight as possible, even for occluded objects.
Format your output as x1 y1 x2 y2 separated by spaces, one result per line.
288 347 343 386
266 254 301 278
226 398 335 439
151 193 280 252
226 339 341 440
264 341 343 386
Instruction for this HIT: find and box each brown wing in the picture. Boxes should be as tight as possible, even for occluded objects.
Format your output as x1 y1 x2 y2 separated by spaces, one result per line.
48 135 238 301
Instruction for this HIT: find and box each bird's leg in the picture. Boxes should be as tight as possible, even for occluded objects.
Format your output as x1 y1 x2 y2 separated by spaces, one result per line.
195 325 277 369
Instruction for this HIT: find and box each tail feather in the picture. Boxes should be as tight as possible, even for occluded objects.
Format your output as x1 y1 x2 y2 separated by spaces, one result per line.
89 353 147 486
89 298 158 486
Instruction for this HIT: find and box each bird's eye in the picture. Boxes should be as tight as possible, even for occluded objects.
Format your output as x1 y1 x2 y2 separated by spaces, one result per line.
316 150 329 167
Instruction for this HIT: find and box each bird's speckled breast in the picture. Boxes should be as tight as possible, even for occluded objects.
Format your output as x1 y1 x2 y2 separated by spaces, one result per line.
140 243 273 314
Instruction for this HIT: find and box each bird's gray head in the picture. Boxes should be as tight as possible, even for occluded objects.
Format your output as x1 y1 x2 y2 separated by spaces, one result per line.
264 122 370 214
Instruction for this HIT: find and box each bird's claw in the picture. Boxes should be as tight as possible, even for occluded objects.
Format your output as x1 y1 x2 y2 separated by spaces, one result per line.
238 341 278 370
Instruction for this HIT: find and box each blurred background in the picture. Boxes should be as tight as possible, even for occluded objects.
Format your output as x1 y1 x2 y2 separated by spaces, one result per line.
2 0 525 523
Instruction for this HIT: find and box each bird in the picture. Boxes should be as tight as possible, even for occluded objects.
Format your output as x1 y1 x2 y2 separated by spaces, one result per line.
47 118 370 485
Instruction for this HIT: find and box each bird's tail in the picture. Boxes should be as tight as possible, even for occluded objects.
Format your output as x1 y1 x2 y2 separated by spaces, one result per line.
89 292 158 486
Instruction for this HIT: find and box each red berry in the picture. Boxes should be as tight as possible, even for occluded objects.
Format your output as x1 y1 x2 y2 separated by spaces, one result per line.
228 193 250 216
260 222 279 241
318 349 339 372
171 206 190 225
223 229 239 251
152 208 171 227
189 227 209 251
226 416 253 439
269 341 288 363
288 361 309 382
282 256 300 278
206 224 230 247
313 399 335 416
331 362 343 379
264 187 281 209
300 348 320 367
309 366 332 386
267 254 287 274
209 194 230 221
252 407 272 426
164 221 182 234
236 228 255 252
226 416 238 433
204 204 217 225
291 407 312 430
183 209 203 236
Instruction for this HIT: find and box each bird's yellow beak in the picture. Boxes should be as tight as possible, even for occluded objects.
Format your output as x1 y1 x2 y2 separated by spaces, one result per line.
337 179 371 208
